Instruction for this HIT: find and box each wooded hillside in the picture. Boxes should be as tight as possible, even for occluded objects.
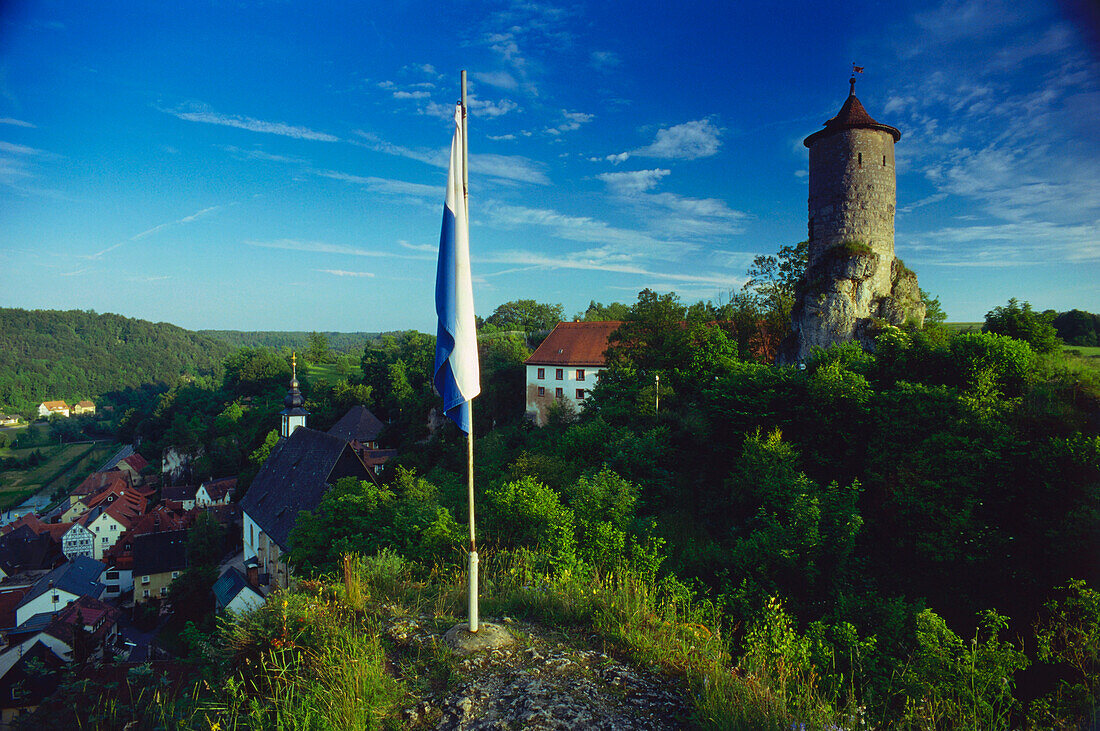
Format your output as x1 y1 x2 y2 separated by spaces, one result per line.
0 308 234 412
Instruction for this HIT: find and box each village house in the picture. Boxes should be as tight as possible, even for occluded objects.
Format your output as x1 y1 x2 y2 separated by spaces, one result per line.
71 400 95 416
36 401 69 419
240 367 376 591
196 477 236 507
5 595 119 663
0 414 18 427
132 530 188 603
213 567 264 615
97 445 149 486
14 556 106 627
327 406 397 475
162 484 198 511
0 636 66 727
524 321 620 426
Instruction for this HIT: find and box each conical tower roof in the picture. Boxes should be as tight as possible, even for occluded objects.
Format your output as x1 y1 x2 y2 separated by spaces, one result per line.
804 77 901 148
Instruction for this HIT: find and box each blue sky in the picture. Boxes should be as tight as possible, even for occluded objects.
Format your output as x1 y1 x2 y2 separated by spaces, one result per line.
1 0 1097 332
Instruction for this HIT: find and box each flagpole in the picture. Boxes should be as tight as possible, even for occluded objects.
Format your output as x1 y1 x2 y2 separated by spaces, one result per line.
460 69 479 633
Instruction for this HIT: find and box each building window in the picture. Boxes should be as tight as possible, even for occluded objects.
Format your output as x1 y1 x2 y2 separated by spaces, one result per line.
171 571 180 579
141 576 150 584
883 155 887 166
576 389 585 399
143 589 150 598
555 388 563 399
537 368 545 379
106 571 119 580
555 368 563 380
538 386 545 397
576 369 585 381
858 152 862 166
160 587 168 596
51 594 59 603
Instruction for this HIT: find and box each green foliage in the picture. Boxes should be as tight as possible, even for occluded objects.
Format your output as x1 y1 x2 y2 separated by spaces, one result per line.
576 300 631 322
1030 579 1100 728
487 476 577 572
1052 309 1100 347
200 329 382 354
482 299 564 333
0 307 232 411
899 609 1029 730
188 511 228 567
835 239 874 257
920 288 948 326
224 347 292 396
742 241 809 321
305 331 332 365
983 298 1061 354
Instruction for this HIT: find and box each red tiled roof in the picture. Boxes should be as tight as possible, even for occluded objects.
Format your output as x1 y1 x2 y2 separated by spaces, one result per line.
119 453 148 472
804 92 901 147
40 400 69 410
525 321 621 367
199 477 237 501
76 400 95 408
74 471 132 498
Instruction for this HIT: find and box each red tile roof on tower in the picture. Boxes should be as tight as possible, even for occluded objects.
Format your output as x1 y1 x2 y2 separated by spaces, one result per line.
525 321 622 367
803 86 901 147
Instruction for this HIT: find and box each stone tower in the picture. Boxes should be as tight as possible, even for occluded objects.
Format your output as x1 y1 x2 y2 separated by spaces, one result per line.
785 76 924 362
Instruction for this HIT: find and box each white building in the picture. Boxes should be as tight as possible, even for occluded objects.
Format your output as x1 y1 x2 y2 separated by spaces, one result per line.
524 321 620 426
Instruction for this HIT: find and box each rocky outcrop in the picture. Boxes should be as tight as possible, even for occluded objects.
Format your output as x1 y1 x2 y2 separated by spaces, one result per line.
783 242 925 362
387 614 690 729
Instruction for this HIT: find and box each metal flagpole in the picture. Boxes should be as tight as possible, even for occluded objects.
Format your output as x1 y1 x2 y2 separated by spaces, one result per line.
460 69 479 633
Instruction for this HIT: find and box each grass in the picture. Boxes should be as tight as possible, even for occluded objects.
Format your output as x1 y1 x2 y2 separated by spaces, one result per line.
944 322 983 333
306 361 358 386
0 440 119 511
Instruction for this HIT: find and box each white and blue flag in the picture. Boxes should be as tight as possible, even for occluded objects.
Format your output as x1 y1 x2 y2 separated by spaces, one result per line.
434 103 480 433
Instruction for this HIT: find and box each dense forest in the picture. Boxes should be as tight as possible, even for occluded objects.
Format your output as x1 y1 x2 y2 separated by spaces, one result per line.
199 329 384 353
0 308 233 414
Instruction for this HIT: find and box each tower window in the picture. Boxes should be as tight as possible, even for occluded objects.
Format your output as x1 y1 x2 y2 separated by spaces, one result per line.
858 153 862 166
883 155 887 166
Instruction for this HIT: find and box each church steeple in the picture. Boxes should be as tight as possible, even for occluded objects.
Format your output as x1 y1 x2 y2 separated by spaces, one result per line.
279 353 309 439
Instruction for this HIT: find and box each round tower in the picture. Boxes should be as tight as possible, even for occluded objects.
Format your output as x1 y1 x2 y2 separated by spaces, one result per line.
804 76 901 294
782 76 923 363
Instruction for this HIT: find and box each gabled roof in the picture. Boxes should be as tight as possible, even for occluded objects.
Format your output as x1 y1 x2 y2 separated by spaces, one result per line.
213 567 263 609
199 477 237 501
162 485 198 502
0 524 62 573
2 514 70 543
132 530 189 576
76 400 95 408
40 401 69 410
120 453 148 472
240 427 374 551
74 471 132 498
97 444 136 473
525 321 621 367
18 556 106 608
43 595 119 647
803 86 901 147
327 406 385 444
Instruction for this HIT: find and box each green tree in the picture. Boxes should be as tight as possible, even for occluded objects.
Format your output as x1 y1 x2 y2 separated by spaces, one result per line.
983 298 1060 353
188 512 227 567
576 301 630 322
484 300 565 333
743 241 808 323
306 331 331 365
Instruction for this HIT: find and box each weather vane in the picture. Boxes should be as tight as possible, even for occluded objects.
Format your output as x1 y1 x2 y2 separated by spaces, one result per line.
850 62 864 93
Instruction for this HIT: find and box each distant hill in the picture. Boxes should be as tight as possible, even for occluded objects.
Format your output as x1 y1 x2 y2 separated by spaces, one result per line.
199 330 386 354
0 308 235 412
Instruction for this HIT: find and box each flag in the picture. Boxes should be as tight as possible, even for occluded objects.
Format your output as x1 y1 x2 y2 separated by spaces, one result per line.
434 103 480 433
853 64 865 73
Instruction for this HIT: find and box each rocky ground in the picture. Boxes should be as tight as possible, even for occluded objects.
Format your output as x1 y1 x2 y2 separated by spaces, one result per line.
385 614 693 730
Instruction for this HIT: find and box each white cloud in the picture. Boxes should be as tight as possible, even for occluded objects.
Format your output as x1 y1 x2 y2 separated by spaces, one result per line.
393 90 431 100
247 239 430 260
632 119 722 160
164 103 339 142
590 51 621 71
0 141 41 155
473 71 519 90
487 134 516 141
316 269 376 277
352 131 445 167
315 170 440 199
597 169 670 194
0 118 35 128
545 109 593 135
219 146 308 165
471 154 549 185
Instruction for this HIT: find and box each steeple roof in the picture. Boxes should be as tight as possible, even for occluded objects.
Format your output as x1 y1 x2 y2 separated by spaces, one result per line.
282 353 308 415
804 78 901 148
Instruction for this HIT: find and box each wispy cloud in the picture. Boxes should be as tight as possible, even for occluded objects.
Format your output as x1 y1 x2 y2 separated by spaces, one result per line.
630 118 723 160
164 103 339 142
316 269 376 277
89 204 229 259
597 168 749 238
351 130 547 184
597 169 670 194
483 248 740 287
0 118 35 128
473 70 519 91
247 239 431 260
315 170 440 199
545 109 593 136
219 146 308 165
590 50 621 72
